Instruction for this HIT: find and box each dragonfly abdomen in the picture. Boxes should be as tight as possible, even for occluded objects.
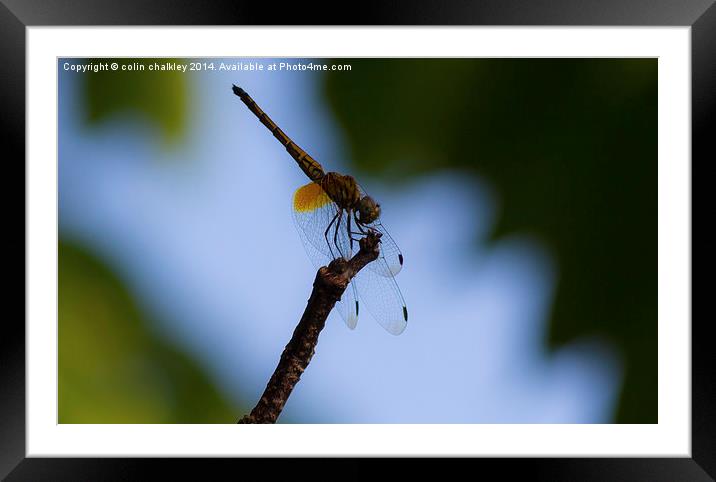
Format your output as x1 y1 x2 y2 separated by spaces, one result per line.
233 85 324 182
286 143 325 182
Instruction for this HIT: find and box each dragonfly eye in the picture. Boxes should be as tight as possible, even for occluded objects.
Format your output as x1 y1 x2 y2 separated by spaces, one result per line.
357 196 381 224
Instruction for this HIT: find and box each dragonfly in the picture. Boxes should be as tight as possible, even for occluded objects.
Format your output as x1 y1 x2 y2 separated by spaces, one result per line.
233 85 408 335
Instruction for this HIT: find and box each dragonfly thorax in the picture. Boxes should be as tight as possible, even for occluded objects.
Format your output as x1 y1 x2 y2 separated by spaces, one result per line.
320 172 381 225
320 172 361 209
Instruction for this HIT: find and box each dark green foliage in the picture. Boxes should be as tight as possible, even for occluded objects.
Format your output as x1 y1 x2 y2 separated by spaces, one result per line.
59 241 237 423
82 58 188 142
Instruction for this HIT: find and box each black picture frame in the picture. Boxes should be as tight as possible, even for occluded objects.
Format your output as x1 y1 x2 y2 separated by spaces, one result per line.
4 0 710 479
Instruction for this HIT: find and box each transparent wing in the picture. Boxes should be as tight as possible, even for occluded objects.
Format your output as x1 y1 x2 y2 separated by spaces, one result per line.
352 182 404 278
292 181 406 334
292 182 357 329
353 257 408 336
293 182 353 262
335 280 360 330
370 222 404 278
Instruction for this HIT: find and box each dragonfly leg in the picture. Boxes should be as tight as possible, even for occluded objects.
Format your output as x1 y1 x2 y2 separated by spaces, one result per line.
355 220 369 235
324 210 340 259
333 209 345 259
348 214 367 243
347 211 355 251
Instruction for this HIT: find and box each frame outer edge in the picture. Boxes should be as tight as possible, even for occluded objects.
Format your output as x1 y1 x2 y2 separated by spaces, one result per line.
3 0 712 478
0 0 27 479
0 0 715 25
691 1 716 479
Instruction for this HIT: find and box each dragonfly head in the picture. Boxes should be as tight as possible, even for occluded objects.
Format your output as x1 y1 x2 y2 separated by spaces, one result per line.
356 195 381 225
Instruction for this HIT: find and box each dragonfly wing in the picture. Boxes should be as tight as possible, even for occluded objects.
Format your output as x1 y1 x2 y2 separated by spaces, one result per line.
292 182 354 262
353 182 403 277
361 222 404 278
295 233 359 330
292 182 357 330
293 181 338 262
335 280 359 330
353 258 408 335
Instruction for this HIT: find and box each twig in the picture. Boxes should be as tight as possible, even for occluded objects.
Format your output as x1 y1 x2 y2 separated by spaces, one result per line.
237 231 381 423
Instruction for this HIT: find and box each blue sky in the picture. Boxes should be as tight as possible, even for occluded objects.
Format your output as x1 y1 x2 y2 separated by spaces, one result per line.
58 59 622 423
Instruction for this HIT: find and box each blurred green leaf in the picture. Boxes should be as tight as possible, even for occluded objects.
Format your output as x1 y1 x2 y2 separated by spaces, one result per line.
82 58 188 142
325 59 656 423
59 240 237 423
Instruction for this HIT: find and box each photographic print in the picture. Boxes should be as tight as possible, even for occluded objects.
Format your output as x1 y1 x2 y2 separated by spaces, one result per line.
58 57 657 424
